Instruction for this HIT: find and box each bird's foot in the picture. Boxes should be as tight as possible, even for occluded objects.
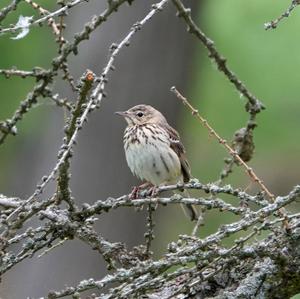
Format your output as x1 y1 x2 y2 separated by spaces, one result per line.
129 182 153 199
147 186 158 197
129 186 139 199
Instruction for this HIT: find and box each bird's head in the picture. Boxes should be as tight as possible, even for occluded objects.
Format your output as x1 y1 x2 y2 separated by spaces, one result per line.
115 104 166 126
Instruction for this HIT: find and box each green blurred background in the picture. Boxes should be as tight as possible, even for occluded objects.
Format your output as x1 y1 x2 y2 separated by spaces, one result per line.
1 0 300 297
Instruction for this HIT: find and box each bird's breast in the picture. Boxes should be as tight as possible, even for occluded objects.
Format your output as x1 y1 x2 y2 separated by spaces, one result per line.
123 125 181 185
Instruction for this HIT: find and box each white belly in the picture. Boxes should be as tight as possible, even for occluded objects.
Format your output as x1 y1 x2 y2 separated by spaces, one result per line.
125 136 181 186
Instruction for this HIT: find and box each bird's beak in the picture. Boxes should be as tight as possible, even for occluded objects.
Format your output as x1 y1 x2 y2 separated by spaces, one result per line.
115 111 128 117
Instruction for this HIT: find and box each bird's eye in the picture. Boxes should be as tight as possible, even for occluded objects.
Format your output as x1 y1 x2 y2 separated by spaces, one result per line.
137 112 144 117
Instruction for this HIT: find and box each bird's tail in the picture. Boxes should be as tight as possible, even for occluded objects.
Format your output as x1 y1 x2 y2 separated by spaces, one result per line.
180 189 201 222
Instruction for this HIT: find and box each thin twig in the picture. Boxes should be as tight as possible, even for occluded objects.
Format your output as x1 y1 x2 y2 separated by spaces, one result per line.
171 86 273 198
264 0 300 30
25 0 64 38
0 68 49 78
46 94 73 111
0 76 53 145
38 238 68 258
0 0 22 24
0 0 87 36
171 86 290 228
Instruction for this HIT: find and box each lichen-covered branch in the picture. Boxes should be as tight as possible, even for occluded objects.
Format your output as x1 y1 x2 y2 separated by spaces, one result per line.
170 87 272 196
0 0 300 298
171 0 264 115
57 70 95 211
0 0 22 24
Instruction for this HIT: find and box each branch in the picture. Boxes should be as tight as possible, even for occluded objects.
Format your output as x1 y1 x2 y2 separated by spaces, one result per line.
170 88 271 196
264 0 300 30
0 67 50 79
76 182 269 221
0 0 22 24
24 0 64 38
0 195 21 208
0 0 87 36
0 75 53 144
57 70 95 211
91 0 169 103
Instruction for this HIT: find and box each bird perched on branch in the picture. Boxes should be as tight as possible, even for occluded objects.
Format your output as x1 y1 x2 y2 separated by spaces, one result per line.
116 104 199 221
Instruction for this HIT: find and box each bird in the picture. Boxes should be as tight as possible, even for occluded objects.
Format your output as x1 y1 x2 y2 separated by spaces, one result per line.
115 104 199 221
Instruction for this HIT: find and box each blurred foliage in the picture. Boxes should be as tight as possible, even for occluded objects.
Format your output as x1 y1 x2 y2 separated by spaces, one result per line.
0 1 56 190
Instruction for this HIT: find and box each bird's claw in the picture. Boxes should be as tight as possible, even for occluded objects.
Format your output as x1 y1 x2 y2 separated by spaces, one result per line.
129 183 157 199
147 186 158 197
129 186 140 199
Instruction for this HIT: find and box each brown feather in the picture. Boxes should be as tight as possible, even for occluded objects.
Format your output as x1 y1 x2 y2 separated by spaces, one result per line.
163 123 191 183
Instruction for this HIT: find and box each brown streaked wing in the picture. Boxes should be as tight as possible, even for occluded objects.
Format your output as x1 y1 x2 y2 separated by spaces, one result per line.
163 123 191 183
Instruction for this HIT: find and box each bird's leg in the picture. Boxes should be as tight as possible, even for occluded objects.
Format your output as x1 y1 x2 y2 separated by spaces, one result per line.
147 185 158 197
129 182 153 199
129 186 139 199
139 182 153 190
